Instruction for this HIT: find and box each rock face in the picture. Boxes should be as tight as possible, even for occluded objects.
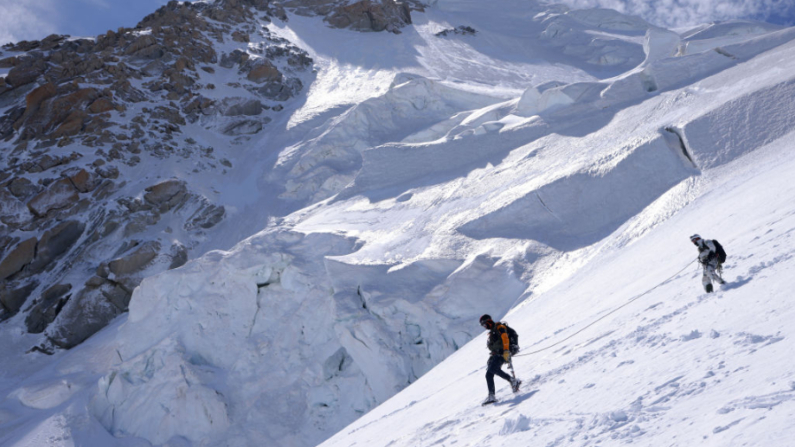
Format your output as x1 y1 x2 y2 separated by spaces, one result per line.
0 0 315 351
0 281 38 317
326 0 413 33
108 241 161 276
0 0 425 359
25 284 72 333
27 179 80 217
144 180 187 211
0 237 37 281
27 220 85 273
284 0 424 33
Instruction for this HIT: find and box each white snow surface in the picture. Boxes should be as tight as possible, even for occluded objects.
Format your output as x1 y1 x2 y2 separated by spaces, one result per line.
3 1 795 447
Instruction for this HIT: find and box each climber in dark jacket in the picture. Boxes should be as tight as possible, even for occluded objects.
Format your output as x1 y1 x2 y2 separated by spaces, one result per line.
480 314 520 404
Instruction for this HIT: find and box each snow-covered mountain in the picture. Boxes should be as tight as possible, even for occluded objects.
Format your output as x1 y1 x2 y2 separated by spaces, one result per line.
1 0 794 446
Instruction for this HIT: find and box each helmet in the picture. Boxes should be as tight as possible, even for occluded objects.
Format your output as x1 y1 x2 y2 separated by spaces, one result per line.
690 234 702 245
479 314 493 328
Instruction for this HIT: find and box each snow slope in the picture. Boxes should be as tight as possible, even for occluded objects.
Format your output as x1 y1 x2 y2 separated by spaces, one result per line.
2 1 795 447
320 127 795 447
317 31 795 447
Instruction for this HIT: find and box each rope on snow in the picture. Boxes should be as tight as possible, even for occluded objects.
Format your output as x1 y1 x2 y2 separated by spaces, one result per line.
512 259 697 358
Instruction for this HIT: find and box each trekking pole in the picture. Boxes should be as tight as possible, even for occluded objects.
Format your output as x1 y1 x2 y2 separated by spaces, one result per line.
508 357 517 380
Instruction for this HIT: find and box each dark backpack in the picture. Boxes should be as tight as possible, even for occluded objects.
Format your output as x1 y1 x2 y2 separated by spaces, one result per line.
713 240 727 264
503 322 520 354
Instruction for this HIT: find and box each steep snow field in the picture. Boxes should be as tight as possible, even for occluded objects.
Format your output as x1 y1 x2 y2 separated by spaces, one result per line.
316 23 795 447
320 98 795 447
2 1 795 447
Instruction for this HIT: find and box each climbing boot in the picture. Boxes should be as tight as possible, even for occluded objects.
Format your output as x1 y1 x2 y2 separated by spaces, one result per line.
482 393 497 405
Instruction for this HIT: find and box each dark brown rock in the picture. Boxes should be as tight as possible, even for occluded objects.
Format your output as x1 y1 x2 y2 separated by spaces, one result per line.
46 286 124 349
220 49 249 68
101 282 134 311
91 179 117 200
168 242 188 270
39 34 67 51
27 220 85 274
223 99 263 116
0 237 37 280
68 169 96 193
247 60 281 83
108 240 161 276
5 60 46 88
27 178 80 217
25 283 72 333
52 110 87 138
326 0 412 33
124 34 158 56
36 154 68 171
174 57 191 72
0 281 38 317
0 56 19 69
88 97 116 114
232 31 250 42
144 179 187 211
96 165 119 179
7 177 40 199
0 189 34 227
22 83 57 121
186 203 225 229
84 276 106 288
224 119 264 135
257 78 302 101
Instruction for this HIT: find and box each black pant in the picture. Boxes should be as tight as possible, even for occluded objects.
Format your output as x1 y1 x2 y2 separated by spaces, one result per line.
486 355 512 394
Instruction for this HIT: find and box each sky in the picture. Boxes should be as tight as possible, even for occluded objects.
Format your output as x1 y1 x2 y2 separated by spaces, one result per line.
1 0 795 46
0 0 169 46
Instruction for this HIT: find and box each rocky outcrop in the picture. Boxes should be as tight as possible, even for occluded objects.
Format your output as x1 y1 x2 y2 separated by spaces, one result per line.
248 60 281 83
67 169 97 193
108 241 161 276
7 177 40 199
25 284 72 333
280 0 423 33
144 180 187 212
222 98 264 116
186 203 226 230
0 0 421 354
0 237 37 281
224 119 266 135
435 25 477 37
26 220 85 274
326 0 413 33
0 189 33 226
0 281 39 318
27 179 80 217
46 285 125 349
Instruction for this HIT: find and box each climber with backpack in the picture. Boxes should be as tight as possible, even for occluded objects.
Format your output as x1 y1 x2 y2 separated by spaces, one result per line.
690 234 727 293
479 314 521 405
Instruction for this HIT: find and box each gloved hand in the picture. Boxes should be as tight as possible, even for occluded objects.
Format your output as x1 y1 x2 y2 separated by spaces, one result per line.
502 351 511 362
